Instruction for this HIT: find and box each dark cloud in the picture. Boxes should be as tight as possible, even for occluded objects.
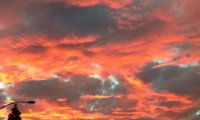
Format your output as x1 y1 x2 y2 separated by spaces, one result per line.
137 65 181 83
88 19 166 47
165 106 200 120
0 0 169 48
135 117 155 120
0 0 115 39
137 64 200 97
157 101 182 108
19 44 47 54
9 77 102 101
82 50 96 57
91 0 169 44
73 0 172 47
56 42 96 50
192 116 200 120
141 61 161 71
21 3 114 38
8 75 129 113
83 96 137 114
0 89 6 103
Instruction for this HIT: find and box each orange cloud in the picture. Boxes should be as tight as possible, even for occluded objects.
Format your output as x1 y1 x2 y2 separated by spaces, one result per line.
45 0 132 9
0 0 199 119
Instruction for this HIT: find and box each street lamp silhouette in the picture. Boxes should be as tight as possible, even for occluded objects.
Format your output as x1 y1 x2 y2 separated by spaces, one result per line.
0 101 35 120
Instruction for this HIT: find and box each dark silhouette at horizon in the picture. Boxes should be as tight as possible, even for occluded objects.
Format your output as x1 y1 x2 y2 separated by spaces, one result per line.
7 104 22 120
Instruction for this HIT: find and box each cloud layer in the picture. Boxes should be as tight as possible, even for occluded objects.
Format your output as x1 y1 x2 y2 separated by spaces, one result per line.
0 0 199 120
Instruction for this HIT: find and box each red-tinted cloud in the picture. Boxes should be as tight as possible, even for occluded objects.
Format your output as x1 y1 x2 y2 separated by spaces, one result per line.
45 0 132 9
0 0 199 120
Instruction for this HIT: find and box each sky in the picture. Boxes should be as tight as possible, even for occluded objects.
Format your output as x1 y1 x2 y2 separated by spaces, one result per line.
0 0 200 120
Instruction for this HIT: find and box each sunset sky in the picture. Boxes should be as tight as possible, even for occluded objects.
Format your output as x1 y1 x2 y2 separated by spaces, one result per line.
0 0 200 120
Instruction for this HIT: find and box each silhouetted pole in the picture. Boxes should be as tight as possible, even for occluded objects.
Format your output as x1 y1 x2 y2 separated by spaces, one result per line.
0 101 35 120
0 101 35 109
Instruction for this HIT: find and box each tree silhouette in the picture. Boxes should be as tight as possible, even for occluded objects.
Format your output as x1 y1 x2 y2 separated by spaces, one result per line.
8 104 22 120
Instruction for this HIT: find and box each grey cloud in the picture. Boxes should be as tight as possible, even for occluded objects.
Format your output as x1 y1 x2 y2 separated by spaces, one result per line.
171 106 200 120
88 19 166 47
10 77 102 101
20 3 114 38
157 101 182 108
135 117 155 120
0 0 115 39
19 44 47 54
0 0 170 48
141 61 161 71
84 96 137 114
82 50 96 57
8 75 129 113
137 65 200 97
51 2 167 48
0 90 6 103
88 0 169 46
192 116 200 120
